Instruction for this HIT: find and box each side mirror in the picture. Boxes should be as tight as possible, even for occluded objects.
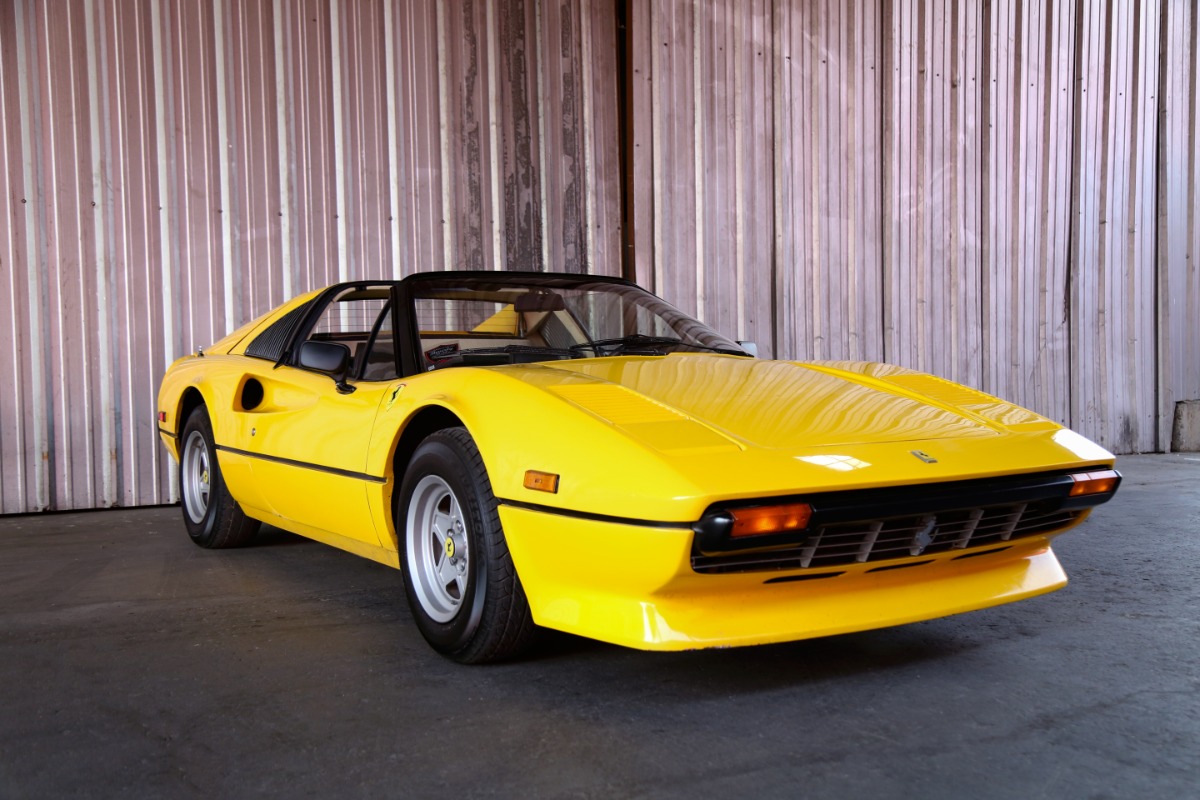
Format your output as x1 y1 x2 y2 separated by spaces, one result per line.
297 340 356 394
737 341 759 358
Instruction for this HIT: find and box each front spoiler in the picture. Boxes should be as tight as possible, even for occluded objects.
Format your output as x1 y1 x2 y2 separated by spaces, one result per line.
499 505 1068 651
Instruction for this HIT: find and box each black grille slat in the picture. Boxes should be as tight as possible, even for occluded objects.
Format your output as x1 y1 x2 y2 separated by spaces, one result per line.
692 500 1085 574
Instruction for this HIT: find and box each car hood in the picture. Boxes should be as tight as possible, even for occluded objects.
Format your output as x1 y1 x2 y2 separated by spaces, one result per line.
530 354 1058 451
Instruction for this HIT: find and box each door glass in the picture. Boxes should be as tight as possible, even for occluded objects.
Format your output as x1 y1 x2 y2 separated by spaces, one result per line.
301 287 396 381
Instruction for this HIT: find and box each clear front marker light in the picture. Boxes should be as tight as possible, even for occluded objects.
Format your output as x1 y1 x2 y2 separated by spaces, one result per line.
729 503 813 538
1068 469 1121 497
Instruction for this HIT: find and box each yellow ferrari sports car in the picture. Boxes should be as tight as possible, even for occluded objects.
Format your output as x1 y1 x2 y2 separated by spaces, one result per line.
157 271 1120 663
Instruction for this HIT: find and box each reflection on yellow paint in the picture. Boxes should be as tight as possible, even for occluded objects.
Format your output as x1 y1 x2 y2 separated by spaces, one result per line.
796 454 872 472
1052 428 1114 461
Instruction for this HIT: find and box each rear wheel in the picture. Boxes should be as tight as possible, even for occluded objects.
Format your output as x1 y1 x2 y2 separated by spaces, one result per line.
398 428 536 664
179 406 260 548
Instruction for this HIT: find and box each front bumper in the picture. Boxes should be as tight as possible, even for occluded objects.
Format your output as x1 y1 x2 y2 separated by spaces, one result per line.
499 504 1071 651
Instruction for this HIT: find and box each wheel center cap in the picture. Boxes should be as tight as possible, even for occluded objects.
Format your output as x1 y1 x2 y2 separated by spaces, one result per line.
444 536 456 559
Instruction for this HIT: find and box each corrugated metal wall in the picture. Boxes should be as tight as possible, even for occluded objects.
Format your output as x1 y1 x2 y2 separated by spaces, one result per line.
630 0 1200 456
0 0 619 513
2 0 1199 514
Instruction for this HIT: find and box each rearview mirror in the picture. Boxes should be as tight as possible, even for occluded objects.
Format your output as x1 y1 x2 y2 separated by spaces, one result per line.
514 292 566 312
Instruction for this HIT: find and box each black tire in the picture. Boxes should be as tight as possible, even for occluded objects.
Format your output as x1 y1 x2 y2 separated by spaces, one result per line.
178 406 260 548
397 427 536 664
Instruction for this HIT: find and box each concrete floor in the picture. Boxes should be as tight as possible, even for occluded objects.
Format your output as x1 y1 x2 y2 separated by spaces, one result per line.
0 455 1197 799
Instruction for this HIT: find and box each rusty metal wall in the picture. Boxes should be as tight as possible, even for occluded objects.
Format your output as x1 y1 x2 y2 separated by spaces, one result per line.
3 0 1199 514
630 0 1200 456
0 0 619 513
1159 0 1200 451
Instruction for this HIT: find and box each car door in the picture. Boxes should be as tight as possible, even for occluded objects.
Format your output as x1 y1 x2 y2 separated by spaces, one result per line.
231 285 400 546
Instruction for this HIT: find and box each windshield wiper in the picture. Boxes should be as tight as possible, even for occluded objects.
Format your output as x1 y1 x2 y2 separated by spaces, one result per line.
428 345 579 369
570 334 748 357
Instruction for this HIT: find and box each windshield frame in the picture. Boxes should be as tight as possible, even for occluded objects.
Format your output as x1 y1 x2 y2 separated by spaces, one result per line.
390 271 747 376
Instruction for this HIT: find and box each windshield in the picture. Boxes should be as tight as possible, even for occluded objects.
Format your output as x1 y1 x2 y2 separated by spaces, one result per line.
410 277 747 369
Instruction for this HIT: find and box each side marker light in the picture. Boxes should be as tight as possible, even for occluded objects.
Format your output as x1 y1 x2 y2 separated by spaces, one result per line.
1068 469 1120 497
729 503 813 538
523 470 560 494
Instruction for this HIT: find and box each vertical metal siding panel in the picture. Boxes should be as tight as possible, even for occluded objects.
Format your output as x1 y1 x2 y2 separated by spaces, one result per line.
272 0 295 299
1075 0 1114 447
661 0 699 312
0 0 37 513
1129 2 1159 452
37 1 95 509
630 0 655 289
104 0 156 507
382 0 403 279
418 0 450 273
1188 0 1200 431
1159 0 1200 449
166 0 214 355
885 0 915 370
957 0 984 385
228 0 285 317
773 0 796 360
882 0 907 368
697 0 724 331
982 0 1074 426
341 0 389 282
1040 0 1076 426
779 0 810 360
84 0 116 507
879 0 897 366
212 0 238 333
482 0 502 269
742 0 778 355
27 0 51 510
1070 0 1159 453
445 0 483 270
859 0 885 363
584 0 621 276
497 0 541 271
884 0 982 385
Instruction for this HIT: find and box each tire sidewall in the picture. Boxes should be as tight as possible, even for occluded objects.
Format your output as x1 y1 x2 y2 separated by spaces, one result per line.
397 435 492 654
180 408 221 546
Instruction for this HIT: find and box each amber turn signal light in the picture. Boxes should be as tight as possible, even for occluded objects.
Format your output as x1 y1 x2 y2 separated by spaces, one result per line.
523 470 560 494
729 503 813 538
1068 469 1120 497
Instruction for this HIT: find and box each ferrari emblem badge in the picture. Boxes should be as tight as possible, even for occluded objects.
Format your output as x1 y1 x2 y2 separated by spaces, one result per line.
444 537 455 558
911 516 937 555
385 383 406 411
910 450 938 464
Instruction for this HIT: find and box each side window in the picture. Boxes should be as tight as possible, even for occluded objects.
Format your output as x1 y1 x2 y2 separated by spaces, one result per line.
298 287 397 381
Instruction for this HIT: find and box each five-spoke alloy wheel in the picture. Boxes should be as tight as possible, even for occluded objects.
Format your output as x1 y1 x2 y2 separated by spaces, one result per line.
398 428 535 663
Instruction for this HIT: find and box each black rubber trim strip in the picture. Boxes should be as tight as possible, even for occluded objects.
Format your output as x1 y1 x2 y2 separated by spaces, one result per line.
951 545 1013 560
215 444 387 484
157 426 177 439
496 497 693 529
866 559 935 573
763 571 844 585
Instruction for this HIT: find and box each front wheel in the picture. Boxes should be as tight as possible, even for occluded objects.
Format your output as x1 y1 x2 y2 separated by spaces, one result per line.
397 428 536 664
179 406 260 548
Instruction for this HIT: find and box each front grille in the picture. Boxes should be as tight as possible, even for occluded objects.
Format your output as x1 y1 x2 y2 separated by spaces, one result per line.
691 501 1082 574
